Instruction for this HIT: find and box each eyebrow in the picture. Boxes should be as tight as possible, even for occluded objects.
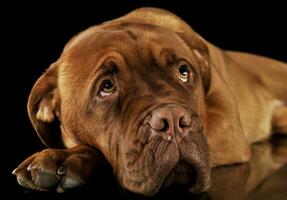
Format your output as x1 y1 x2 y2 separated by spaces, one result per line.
159 48 177 65
87 60 118 100
98 60 118 75
90 47 128 77
125 30 138 41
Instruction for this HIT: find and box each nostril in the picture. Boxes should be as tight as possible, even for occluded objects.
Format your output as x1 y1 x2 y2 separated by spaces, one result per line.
149 106 191 133
160 119 169 132
149 113 170 131
179 117 185 128
179 116 191 128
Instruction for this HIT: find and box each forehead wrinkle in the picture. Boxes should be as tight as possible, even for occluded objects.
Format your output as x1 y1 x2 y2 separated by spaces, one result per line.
154 32 200 71
125 30 138 41
173 33 199 62
137 43 194 99
129 49 171 97
172 32 191 51
65 29 139 58
122 36 171 93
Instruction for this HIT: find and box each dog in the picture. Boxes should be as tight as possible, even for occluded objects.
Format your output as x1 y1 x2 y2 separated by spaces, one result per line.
12 7 287 196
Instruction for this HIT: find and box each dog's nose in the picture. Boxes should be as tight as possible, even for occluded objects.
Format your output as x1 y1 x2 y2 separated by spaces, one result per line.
148 106 191 139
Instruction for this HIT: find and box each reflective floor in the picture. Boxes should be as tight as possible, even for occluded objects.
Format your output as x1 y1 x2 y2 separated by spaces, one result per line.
206 135 287 200
11 135 287 200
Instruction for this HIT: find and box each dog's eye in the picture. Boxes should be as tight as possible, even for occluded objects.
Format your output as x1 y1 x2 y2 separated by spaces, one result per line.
99 79 115 97
178 63 190 82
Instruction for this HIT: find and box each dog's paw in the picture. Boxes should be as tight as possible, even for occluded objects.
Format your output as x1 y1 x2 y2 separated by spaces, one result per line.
12 146 98 192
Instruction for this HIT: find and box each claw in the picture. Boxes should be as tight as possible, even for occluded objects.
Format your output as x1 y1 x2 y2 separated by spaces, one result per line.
12 168 18 175
27 163 36 171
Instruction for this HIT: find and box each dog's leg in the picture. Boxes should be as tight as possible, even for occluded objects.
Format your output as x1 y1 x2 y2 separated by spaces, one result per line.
12 145 103 192
272 106 287 135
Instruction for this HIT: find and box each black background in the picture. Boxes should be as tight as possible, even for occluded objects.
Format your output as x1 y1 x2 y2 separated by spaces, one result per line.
2 0 287 199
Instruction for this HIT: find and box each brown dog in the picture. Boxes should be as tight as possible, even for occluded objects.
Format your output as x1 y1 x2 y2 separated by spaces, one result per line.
13 7 287 196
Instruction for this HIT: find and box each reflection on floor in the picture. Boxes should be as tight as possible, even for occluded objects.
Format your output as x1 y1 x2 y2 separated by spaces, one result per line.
207 134 287 200
14 135 287 200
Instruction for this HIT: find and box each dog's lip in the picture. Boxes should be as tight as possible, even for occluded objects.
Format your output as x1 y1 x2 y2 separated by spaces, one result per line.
120 137 180 196
187 158 210 193
162 161 196 188
161 159 210 194
122 102 207 195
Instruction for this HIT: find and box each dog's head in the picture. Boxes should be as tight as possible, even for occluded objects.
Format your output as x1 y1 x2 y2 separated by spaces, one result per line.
28 8 211 196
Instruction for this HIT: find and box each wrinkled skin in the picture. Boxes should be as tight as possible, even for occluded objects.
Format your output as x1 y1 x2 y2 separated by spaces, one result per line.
13 22 211 195
13 7 287 196
59 24 211 195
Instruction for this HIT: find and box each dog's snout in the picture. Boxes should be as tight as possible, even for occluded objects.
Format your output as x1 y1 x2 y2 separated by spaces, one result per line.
148 106 191 138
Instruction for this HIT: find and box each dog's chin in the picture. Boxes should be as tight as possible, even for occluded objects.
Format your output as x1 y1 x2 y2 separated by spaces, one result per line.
121 162 197 196
119 114 210 196
162 162 197 191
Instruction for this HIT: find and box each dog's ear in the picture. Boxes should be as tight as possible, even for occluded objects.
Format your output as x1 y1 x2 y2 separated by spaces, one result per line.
27 63 62 147
177 33 211 93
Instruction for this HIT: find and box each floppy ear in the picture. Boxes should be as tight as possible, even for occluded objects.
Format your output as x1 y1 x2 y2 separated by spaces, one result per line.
27 63 63 148
177 33 211 93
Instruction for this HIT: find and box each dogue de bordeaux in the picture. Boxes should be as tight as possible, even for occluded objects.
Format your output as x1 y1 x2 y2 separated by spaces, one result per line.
13 7 287 196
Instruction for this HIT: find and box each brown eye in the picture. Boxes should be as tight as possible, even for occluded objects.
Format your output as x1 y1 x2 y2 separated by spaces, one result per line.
178 63 190 82
99 79 115 97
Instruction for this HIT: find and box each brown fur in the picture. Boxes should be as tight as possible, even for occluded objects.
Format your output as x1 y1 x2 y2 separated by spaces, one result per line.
13 8 287 196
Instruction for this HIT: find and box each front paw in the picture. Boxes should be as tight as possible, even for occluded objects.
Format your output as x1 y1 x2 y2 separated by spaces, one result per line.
12 146 98 192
